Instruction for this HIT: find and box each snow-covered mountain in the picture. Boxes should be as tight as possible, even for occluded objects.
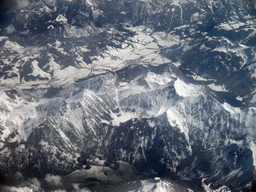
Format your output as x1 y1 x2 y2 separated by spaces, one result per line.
1 0 256 191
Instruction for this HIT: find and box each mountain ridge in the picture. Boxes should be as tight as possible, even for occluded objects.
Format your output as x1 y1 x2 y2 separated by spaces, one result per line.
1 0 256 191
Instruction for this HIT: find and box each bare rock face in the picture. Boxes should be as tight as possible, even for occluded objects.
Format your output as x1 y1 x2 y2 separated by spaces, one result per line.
1 0 256 191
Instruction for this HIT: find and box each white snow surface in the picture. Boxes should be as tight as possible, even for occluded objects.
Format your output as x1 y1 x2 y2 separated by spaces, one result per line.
202 178 231 192
55 14 67 23
208 83 227 92
166 106 189 142
138 179 180 192
222 102 240 114
145 72 175 87
174 78 201 97
111 111 139 126
250 141 256 167
4 40 23 53
0 25 181 89
90 26 172 75
30 60 51 79
0 36 8 41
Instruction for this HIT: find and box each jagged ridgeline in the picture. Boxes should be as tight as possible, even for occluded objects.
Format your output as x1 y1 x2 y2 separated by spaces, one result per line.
1 0 256 191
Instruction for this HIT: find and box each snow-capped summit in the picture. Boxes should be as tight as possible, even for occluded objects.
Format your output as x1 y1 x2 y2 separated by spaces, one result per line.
1 0 256 191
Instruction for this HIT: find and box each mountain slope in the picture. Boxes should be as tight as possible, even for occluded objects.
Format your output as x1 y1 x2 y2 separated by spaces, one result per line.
1 0 256 191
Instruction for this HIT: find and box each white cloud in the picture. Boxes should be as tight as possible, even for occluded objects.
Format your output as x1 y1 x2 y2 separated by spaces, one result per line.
16 0 30 9
1 186 36 192
5 25 16 34
28 177 41 188
44 174 62 186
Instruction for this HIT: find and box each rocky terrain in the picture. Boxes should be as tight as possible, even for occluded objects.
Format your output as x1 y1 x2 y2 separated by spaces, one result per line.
1 0 256 191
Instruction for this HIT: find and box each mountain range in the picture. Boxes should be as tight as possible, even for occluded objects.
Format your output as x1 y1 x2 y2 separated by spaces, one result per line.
1 0 256 191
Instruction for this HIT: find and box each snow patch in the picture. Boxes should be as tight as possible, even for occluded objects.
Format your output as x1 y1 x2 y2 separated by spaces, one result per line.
190 12 200 22
218 23 233 30
250 141 256 167
236 96 243 101
0 36 8 41
47 25 55 29
222 102 240 114
152 32 180 47
4 40 23 52
166 106 189 144
208 83 227 92
148 120 156 128
53 40 69 55
145 72 175 88
90 26 172 74
30 60 51 79
118 82 148 100
111 111 139 126
229 139 243 147
202 179 231 192
56 14 68 23
6 100 39 141
44 55 61 72
174 78 200 97
52 66 90 86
